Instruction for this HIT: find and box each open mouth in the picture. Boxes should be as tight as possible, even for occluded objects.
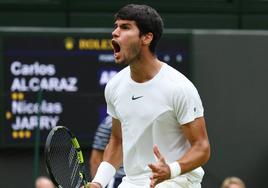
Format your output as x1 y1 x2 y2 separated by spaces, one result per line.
112 40 121 54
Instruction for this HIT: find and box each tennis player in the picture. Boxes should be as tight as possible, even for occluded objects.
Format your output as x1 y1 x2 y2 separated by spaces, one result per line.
88 4 210 188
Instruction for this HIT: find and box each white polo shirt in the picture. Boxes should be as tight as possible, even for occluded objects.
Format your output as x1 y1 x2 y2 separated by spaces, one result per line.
105 63 204 182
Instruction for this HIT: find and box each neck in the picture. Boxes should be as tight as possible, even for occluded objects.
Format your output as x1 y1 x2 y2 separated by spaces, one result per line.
129 53 163 83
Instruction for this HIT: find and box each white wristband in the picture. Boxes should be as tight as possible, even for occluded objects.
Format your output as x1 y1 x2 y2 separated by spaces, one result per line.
168 162 181 179
92 161 116 188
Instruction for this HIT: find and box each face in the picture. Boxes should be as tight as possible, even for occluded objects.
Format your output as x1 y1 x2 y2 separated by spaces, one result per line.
111 19 142 64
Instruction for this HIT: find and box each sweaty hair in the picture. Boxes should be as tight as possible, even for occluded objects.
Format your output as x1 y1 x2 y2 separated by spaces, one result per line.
114 4 164 54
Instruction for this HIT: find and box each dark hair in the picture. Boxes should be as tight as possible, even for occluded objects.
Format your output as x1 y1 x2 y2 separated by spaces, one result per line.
114 4 164 53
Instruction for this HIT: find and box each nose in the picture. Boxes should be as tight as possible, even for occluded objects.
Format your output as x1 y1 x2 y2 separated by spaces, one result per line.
112 27 119 38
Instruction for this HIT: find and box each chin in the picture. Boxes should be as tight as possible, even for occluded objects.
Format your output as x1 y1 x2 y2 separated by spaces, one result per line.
114 60 121 64
114 58 121 64
115 58 127 65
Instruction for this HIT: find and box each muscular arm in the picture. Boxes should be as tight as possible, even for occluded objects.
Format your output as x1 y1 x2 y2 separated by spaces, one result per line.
149 117 210 187
90 149 104 178
89 118 123 188
103 118 123 170
178 117 210 174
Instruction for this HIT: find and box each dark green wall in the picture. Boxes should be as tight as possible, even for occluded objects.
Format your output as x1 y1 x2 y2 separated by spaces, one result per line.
192 31 268 188
0 0 268 29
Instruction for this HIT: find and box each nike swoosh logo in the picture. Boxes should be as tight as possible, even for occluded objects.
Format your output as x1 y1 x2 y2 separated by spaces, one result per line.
132 95 143 100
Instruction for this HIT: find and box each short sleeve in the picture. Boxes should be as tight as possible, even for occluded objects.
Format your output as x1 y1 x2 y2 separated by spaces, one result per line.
173 83 204 126
104 82 119 119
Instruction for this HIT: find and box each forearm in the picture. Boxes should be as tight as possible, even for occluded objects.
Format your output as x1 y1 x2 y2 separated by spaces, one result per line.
103 135 123 170
176 117 210 175
177 140 210 174
148 142 209 187
90 150 103 177
92 135 123 188
91 118 123 188
90 164 98 178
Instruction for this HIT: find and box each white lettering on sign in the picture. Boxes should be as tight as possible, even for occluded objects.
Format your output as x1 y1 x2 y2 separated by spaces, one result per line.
11 77 78 92
10 61 56 76
98 54 114 62
99 70 117 86
12 100 62 114
12 115 59 130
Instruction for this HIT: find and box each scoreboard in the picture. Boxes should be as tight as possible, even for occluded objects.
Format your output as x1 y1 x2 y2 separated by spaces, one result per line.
0 28 191 147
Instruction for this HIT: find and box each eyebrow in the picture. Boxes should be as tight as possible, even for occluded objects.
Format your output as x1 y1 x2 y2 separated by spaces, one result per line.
114 22 132 27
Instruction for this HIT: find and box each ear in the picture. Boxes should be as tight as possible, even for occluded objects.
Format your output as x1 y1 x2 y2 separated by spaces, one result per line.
141 32 153 46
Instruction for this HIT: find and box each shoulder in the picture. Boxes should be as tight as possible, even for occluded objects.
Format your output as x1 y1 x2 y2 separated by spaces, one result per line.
105 66 129 100
108 66 129 85
160 64 202 105
105 66 129 91
163 63 196 91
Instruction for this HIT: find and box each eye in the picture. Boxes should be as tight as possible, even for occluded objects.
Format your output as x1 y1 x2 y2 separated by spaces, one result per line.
120 24 130 30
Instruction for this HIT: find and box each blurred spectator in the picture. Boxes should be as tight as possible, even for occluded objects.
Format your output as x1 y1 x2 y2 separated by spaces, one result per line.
221 176 246 188
90 115 125 188
35 176 54 188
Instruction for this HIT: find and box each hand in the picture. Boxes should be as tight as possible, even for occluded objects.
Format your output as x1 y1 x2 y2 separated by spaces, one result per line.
148 145 171 188
81 182 102 188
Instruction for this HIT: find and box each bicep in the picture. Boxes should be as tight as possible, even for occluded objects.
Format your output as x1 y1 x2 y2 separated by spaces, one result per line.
111 117 122 140
103 118 123 167
181 117 209 145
